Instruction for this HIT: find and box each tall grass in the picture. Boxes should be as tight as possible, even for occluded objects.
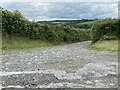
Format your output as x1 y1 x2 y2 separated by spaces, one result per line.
88 40 119 52
2 34 55 51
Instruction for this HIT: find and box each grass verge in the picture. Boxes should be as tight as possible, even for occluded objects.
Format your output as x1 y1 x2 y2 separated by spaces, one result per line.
87 40 119 52
2 35 57 51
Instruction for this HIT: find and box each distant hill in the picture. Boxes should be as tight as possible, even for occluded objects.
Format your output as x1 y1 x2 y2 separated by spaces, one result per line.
37 19 95 24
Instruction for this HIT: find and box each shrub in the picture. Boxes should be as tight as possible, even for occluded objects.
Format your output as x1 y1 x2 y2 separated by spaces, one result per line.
91 19 118 43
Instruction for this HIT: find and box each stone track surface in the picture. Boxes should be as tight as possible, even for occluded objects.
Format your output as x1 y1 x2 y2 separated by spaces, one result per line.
1 41 118 88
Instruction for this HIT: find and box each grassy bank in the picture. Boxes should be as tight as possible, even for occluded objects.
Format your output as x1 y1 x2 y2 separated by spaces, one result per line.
2 35 57 51
2 35 119 52
87 40 119 52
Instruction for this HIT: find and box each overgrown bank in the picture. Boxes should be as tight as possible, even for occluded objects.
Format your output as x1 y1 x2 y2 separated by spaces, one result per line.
2 8 91 50
1 7 119 51
88 40 119 52
91 19 119 43
2 34 57 50
88 19 119 52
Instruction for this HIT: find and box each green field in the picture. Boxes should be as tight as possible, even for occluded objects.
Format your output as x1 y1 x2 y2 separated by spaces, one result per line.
78 21 94 25
50 22 66 24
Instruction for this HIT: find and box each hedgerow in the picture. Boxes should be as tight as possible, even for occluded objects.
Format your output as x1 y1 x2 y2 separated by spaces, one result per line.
2 8 91 44
91 19 119 43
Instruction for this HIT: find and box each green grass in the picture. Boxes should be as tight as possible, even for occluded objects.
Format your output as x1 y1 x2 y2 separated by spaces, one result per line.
50 22 66 24
87 40 119 52
2 35 56 51
77 21 94 25
2 34 119 52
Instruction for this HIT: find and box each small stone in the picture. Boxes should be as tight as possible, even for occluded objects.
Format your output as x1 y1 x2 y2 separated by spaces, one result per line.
85 81 92 85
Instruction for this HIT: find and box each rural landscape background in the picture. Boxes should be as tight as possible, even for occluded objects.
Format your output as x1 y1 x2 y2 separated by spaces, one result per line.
0 1 119 89
1 2 119 51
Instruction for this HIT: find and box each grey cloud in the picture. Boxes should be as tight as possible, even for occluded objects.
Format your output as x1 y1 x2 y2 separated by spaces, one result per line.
2 2 118 20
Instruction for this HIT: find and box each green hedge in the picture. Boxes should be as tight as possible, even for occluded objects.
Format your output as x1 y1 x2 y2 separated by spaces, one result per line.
2 8 91 44
91 19 119 43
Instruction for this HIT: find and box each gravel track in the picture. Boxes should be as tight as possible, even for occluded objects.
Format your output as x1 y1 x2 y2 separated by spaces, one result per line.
1 41 118 88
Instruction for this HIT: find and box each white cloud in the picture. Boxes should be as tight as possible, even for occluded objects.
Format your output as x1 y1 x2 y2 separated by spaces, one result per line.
1 2 118 21
1 0 119 2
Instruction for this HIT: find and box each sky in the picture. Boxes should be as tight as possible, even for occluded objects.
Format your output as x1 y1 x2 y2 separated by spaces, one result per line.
1 0 119 21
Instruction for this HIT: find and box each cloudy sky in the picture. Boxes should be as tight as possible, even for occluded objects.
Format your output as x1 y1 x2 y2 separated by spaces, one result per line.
1 0 119 21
